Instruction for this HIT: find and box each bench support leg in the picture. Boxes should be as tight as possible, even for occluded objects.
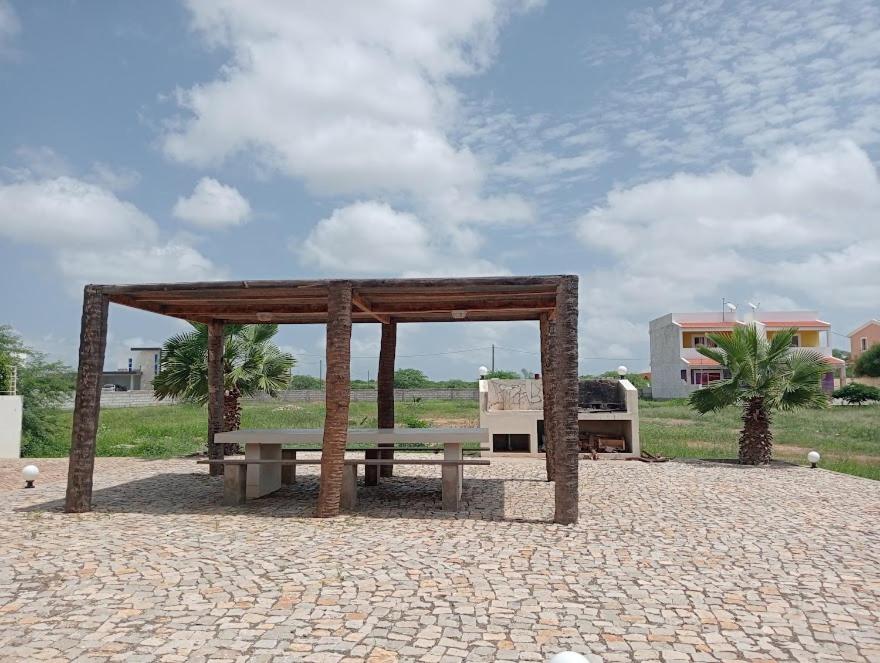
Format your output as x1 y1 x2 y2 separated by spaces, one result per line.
441 464 461 511
281 449 297 485
223 464 247 505
341 464 358 511
364 449 379 486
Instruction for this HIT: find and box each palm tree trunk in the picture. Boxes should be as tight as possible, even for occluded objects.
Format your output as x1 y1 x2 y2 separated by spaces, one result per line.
316 282 352 518
222 386 242 455
739 396 773 464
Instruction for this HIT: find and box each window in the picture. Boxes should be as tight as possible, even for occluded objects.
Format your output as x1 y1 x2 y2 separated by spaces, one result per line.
790 335 800 348
693 336 717 348
691 369 722 385
127 358 132 372
862 337 868 351
154 353 160 375
680 369 687 381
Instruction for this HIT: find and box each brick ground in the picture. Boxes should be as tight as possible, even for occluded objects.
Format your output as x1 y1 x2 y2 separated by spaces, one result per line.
0 456 878 662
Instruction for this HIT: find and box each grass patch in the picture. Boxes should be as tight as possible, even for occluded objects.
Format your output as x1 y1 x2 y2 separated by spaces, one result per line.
29 398 880 480
640 400 880 480
33 399 480 459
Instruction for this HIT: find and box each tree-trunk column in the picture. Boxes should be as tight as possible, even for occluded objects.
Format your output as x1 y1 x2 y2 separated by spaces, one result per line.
207 321 225 477
553 275 579 525
539 313 557 482
65 286 109 513
316 282 353 517
377 321 396 478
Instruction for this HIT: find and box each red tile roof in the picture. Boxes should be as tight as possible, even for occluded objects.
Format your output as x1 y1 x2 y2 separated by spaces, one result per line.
677 322 737 329
763 320 830 329
682 358 720 366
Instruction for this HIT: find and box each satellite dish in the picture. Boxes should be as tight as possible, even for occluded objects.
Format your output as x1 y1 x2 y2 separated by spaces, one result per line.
748 302 760 311
725 302 737 312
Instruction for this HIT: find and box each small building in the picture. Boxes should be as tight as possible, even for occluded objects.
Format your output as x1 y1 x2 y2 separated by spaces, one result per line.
101 346 163 391
479 378 640 458
650 310 846 399
849 319 880 363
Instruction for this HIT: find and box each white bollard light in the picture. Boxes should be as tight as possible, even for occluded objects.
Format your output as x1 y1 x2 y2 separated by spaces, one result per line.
22 464 40 488
549 652 590 663
807 451 820 469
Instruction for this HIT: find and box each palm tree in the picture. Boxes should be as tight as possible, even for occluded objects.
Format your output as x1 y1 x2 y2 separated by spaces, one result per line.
689 324 828 465
153 323 294 452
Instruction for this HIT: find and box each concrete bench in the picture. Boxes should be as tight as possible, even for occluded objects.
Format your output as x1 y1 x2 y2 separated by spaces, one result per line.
267 446 490 486
198 457 490 511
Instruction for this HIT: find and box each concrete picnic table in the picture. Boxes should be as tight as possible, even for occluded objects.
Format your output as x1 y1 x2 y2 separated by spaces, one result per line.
213 427 491 500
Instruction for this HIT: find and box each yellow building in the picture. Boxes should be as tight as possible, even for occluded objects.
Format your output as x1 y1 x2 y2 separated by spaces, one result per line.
649 311 845 399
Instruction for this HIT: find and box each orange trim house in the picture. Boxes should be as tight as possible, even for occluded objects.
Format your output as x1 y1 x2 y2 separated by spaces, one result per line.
849 319 880 362
649 311 845 399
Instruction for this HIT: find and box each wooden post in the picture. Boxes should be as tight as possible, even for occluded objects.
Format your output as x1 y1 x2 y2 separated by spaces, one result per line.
64 286 109 513
539 313 557 482
377 321 396 478
553 275 579 525
316 282 353 517
207 321 225 477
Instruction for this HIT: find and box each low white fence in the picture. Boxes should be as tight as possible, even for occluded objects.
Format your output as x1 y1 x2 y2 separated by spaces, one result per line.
61 388 480 410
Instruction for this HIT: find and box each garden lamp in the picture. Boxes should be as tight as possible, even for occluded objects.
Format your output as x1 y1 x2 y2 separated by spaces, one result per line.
807 451 820 468
617 365 628 378
549 652 589 663
22 464 39 489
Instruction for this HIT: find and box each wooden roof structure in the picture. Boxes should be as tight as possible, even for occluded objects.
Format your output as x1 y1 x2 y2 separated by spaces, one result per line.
104 276 565 325
64 275 581 525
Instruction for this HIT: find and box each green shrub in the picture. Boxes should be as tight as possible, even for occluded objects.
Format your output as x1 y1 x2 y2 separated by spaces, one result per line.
832 382 880 405
854 344 880 377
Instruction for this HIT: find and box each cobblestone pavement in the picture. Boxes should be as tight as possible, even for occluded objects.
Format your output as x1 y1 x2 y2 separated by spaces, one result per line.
0 456 878 663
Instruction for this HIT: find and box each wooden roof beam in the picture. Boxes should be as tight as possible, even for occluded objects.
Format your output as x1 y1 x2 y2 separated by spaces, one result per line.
351 292 390 324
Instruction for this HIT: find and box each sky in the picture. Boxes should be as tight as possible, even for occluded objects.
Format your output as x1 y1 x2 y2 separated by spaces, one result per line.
0 0 878 380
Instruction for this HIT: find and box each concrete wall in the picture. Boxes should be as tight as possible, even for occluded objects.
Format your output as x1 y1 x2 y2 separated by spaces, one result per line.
61 388 480 410
0 395 23 459
649 315 692 399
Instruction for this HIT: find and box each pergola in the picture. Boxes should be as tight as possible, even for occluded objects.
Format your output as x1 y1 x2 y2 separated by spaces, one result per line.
64 275 581 523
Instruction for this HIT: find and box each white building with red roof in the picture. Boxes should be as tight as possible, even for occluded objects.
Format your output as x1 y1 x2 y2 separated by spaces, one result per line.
649 310 846 399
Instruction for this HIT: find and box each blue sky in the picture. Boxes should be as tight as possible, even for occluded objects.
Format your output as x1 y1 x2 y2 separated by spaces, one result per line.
1 0 878 380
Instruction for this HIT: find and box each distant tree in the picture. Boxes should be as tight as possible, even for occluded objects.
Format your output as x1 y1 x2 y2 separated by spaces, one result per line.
393 368 431 388
350 379 376 390
688 324 828 465
0 326 74 455
596 370 650 390
289 374 323 390
832 348 851 361
833 383 880 405
484 369 520 379
854 344 880 377
153 323 294 435
435 379 478 388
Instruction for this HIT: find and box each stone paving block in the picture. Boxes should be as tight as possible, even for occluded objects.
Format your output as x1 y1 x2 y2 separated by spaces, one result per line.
0 457 877 662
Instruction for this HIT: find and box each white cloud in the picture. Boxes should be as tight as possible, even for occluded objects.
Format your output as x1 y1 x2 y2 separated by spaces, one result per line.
605 0 880 166
164 2 508 193
299 201 431 273
0 170 223 290
575 141 880 355
57 242 225 290
298 200 508 277
0 0 20 56
0 176 157 247
172 177 252 228
89 162 141 192
162 0 540 232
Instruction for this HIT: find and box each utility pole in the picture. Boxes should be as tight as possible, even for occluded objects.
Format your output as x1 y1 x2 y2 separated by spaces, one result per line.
491 344 495 373
319 359 323 387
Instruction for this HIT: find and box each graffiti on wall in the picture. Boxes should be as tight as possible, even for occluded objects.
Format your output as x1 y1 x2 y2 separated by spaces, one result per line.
485 379 544 411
